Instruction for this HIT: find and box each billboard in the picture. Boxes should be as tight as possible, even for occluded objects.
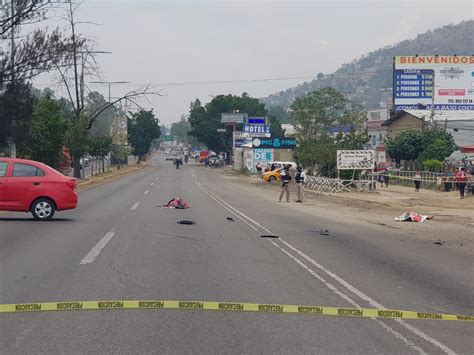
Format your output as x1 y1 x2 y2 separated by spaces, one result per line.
221 113 247 124
233 131 251 148
252 137 297 149
243 117 271 137
337 150 375 170
393 56 474 111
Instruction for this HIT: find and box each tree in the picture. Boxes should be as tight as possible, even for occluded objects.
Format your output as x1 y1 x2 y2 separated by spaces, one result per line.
54 0 161 177
188 93 271 153
26 95 69 168
0 0 59 36
0 81 35 151
423 159 443 172
88 135 112 174
267 104 293 124
420 129 457 159
84 91 117 137
291 87 368 176
292 87 365 144
386 129 457 164
170 120 191 140
269 116 285 138
386 131 424 163
111 131 130 170
127 110 161 161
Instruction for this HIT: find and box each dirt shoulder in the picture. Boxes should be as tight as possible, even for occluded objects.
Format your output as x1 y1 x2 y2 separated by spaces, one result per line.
78 164 148 192
216 167 474 255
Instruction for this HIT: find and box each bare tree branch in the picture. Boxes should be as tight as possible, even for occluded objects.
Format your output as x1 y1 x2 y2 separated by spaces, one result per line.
86 87 163 129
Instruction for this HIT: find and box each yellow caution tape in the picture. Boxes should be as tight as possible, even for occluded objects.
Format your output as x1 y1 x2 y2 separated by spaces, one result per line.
0 300 472 322
369 174 467 183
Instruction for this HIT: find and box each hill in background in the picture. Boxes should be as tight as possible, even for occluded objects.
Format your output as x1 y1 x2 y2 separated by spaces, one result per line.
261 20 474 123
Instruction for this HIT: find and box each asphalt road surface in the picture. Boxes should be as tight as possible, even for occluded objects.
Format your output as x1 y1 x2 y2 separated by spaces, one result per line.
1 153 472 354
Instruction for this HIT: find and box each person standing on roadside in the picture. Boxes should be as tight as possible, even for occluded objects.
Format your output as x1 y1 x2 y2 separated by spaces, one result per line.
279 165 292 202
256 162 263 178
436 175 443 192
383 168 390 187
414 171 422 192
455 167 468 199
295 166 306 203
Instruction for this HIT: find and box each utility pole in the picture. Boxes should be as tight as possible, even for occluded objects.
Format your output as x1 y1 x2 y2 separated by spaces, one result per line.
90 81 130 102
9 0 16 158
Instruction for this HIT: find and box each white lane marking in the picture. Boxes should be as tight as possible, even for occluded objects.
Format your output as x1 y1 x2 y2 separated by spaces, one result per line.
193 173 258 231
269 240 427 355
278 239 455 355
80 232 115 265
130 202 140 211
144 190 149 195
151 182 155 186
192 170 455 355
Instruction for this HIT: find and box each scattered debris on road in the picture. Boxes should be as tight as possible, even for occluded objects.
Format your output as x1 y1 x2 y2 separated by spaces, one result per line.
177 220 196 225
395 212 434 222
161 198 190 209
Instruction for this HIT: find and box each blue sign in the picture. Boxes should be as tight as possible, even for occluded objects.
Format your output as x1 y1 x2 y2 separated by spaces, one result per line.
243 117 271 137
252 137 297 149
394 69 434 99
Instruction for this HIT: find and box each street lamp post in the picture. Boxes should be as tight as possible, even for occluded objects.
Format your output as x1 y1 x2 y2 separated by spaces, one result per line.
89 81 131 102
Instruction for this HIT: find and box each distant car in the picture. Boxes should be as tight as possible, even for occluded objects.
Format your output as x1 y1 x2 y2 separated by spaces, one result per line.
0 158 78 220
80 157 90 168
199 150 210 163
262 168 283 182
165 154 175 161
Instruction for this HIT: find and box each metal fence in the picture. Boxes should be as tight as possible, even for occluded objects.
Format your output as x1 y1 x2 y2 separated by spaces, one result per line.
304 176 374 193
360 170 462 190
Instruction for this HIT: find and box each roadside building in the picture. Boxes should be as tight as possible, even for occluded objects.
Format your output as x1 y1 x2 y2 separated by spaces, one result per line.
365 109 389 163
383 110 474 146
383 110 474 161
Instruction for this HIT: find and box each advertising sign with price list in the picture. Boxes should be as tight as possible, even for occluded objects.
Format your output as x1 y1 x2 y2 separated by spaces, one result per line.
393 55 474 111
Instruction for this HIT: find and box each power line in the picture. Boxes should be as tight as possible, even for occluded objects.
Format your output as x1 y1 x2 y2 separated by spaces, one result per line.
143 69 395 87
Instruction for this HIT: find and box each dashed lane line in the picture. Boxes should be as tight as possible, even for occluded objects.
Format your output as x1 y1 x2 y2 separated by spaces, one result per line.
80 232 115 265
130 202 140 211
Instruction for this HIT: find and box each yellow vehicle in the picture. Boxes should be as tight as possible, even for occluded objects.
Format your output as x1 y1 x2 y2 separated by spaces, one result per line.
262 168 283 182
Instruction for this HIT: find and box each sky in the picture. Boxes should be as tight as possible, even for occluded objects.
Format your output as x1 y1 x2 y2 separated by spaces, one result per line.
33 0 473 125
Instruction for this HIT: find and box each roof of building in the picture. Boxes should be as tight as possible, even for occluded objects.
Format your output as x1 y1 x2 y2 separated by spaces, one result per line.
382 110 474 126
460 145 474 153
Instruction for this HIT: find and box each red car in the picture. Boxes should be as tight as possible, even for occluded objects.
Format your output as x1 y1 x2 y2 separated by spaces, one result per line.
0 158 78 220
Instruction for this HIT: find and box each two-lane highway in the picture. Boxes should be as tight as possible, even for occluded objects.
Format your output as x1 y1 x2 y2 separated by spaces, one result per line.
1 154 472 353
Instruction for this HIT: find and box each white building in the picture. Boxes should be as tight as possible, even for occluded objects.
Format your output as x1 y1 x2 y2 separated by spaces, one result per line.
365 108 390 162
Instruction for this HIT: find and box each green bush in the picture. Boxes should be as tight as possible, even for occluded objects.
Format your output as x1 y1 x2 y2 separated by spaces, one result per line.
423 159 443 172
